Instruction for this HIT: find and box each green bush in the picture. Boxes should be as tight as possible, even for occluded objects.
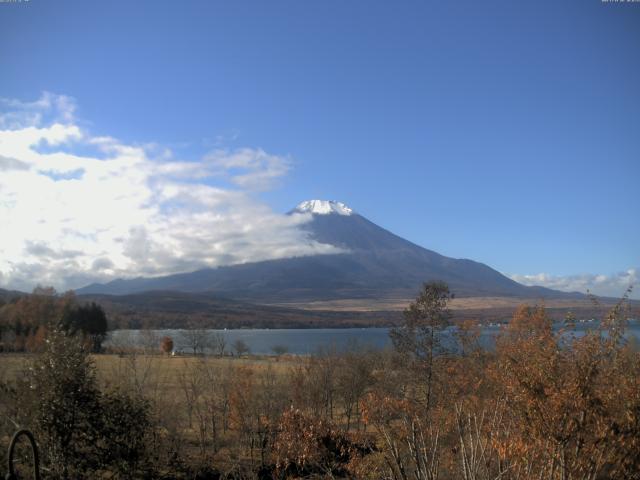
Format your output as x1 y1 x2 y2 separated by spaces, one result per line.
20 328 152 479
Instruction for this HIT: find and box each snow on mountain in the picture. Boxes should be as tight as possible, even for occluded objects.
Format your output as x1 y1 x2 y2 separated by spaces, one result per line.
295 200 353 216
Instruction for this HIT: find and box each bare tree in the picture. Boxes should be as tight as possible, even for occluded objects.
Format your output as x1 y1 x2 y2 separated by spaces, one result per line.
211 332 227 357
361 392 441 480
390 281 452 411
106 330 135 355
181 329 210 356
336 349 374 430
454 401 514 480
233 339 250 357
306 346 338 419
139 329 160 354
271 344 288 357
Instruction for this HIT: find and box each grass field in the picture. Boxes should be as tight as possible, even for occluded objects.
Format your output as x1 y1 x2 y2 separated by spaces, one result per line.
0 352 296 389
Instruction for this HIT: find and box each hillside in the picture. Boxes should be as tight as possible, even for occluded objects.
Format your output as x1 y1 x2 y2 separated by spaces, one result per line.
79 290 398 329
80 290 636 330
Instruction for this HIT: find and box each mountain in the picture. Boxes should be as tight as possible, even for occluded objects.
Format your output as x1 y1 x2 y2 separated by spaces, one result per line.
77 200 579 301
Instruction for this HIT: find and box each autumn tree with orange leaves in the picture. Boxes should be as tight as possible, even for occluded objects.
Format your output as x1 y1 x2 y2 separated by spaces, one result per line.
491 294 640 480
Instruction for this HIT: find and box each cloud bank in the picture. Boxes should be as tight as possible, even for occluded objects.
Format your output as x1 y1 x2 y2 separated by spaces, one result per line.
509 268 638 299
0 93 342 292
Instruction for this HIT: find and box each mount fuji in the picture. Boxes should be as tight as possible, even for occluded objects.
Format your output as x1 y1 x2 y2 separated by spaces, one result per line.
77 200 576 301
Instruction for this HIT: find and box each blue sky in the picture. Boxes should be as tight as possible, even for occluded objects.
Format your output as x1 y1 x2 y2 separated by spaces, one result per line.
0 0 638 297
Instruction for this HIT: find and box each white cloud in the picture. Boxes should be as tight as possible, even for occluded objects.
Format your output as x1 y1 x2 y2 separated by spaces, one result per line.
0 92 76 129
509 268 638 299
0 93 343 292
204 148 291 191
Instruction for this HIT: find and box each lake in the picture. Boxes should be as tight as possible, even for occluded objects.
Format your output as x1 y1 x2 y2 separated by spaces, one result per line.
106 319 640 355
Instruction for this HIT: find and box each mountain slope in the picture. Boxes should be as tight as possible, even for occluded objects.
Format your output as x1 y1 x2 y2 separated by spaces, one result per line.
0 288 25 303
77 200 579 301
79 290 396 329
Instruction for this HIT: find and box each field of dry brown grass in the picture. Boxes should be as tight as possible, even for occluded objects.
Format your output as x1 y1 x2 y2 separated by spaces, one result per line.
0 352 295 388
265 295 640 326
267 295 631 311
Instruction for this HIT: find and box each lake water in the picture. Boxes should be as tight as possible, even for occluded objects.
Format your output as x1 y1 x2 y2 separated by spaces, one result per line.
106 319 640 355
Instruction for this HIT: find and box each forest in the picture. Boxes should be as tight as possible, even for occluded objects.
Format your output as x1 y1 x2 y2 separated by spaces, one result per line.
0 282 638 479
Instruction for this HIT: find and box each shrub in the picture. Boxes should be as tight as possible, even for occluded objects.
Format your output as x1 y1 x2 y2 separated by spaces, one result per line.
160 335 174 354
20 327 153 479
98 390 152 478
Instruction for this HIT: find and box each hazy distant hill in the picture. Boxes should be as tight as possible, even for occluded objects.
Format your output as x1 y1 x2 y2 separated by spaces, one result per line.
0 288 25 303
77 200 582 301
78 290 634 330
79 290 396 329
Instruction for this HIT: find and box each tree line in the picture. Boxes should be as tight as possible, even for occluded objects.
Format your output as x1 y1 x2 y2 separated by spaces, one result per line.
0 287 108 353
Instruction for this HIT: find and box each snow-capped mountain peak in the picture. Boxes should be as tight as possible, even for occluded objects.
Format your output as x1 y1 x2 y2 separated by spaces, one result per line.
295 200 353 216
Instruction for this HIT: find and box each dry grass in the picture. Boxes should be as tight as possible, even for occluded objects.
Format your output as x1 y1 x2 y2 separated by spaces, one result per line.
0 352 297 392
266 295 630 312
0 353 30 382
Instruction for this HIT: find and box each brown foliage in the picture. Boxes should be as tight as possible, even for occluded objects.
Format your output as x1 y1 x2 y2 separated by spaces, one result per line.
490 301 640 479
159 336 174 354
273 407 368 478
3 286 638 480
